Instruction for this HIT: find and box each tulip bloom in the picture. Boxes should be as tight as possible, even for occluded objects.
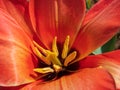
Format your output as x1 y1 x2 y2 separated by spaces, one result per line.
0 0 120 90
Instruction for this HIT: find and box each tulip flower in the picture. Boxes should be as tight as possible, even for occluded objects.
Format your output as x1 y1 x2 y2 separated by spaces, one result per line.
0 0 120 90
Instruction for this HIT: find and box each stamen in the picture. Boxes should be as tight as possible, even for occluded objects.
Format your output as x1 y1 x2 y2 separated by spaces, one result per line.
33 38 62 66
64 51 77 66
62 36 70 59
46 53 62 66
33 41 48 56
53 64 62 73
32 35 78 77
32 47 51 65
34 67 54 74
52 37 59 56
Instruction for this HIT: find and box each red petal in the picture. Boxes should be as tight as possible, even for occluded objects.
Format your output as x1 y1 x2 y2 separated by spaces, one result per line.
0 84 25 90
29 0 56 49
80 50 120 89
20 68 115 90
0 0 32 36
83 0 113 25
0 10 36 86
29 0 85 48
9 0 28 15
73 0 120 59
56 0 85 46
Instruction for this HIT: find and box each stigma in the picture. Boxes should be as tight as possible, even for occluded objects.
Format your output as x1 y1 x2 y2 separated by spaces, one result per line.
32 36 77 74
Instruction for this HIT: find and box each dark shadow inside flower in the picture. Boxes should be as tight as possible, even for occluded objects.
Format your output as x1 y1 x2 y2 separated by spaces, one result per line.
30 35 85 83
33 56 81 83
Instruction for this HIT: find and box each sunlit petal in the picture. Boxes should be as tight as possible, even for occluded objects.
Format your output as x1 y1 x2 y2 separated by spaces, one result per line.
0 9 36 86
29 0 85 49
80 50 120 89
73 0 120 59
20 68 115 90
0 0 33 36
56 0 85 46
29 0 57 49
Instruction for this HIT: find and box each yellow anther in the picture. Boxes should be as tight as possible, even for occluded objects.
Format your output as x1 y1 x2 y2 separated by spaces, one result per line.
33 47 51 65
32 35 78 75
62 36 70 59
33 41 48 56
52 37 59 56
53 64 62 73
33 40 62 66
64 51 77 66
34 67 54 74
47 53 62 66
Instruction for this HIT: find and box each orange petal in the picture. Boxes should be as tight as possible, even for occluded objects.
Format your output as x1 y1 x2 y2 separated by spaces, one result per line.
0 0 33 36
80 50 120 89
0 10 36 86
29 0 57 49
29 0 85 49
20 68 115 90
0 84 25 90
83 0 113 25
73 0 120 59
56 0 85 46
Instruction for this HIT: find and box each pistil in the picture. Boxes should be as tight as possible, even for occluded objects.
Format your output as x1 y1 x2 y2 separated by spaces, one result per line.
32 35 77 74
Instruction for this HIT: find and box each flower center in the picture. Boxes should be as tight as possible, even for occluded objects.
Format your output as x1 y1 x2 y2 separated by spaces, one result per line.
32 36 78 79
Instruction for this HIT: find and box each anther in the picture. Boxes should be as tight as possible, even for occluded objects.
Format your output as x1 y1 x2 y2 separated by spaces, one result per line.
32 35 78 76
53 64 62 73
32 46 51 65
46 53 62 66
33 67 54 74
33 41 48 56
61 36 70 59
64 51 77 66
52 36 59 56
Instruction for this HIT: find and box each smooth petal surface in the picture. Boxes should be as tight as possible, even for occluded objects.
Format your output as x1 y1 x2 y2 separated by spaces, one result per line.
80 50 120 89
20 68 115 90
0 85 26 90
56 0 85 46
29 0 85 49
73 0 120 59
9 0 28 15
0 0 32 36
29 0 57 49
0 9 36 86
83 0 113 25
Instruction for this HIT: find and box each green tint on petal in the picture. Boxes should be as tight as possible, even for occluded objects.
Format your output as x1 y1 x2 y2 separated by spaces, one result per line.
93 47 102 55
86 0 93 9
101 36 117 52
93 36 117 55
